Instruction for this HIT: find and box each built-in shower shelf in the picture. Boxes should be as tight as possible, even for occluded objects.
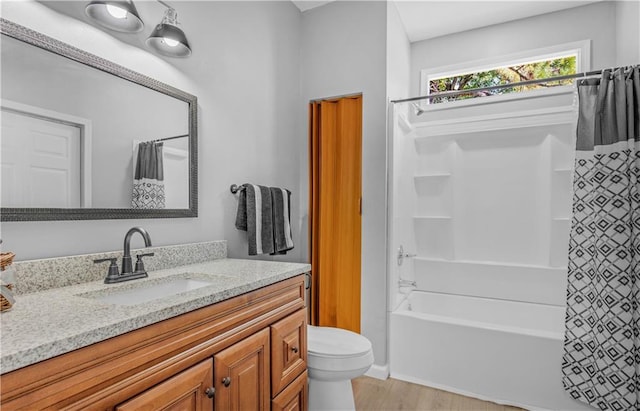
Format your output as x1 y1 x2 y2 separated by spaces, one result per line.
414 173 451 179
552 217 571 221
553 168 573 173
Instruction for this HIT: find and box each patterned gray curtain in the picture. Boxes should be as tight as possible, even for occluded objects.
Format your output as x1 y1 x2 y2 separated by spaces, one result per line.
132 141 165 209
563 66 639 411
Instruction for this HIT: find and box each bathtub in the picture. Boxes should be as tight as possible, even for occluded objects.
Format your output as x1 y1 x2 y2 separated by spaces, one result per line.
390 291 594 410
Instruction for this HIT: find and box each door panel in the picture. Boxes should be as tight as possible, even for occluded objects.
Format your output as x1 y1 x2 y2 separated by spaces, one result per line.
309 96 363 333
214 328 270 411
271 309 307 395
1 110 81 208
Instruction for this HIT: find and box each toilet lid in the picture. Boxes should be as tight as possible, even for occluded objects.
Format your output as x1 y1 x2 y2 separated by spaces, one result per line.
308 326 372 358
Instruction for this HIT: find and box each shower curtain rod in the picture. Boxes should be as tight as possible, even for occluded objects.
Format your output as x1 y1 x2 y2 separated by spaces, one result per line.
152 134 189 142
390 68 607 104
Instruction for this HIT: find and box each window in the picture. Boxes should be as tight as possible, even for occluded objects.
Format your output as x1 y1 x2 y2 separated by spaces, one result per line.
420 41 590 105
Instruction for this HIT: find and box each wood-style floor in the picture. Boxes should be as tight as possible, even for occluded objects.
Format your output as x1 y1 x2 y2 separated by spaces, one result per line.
352 376 524 411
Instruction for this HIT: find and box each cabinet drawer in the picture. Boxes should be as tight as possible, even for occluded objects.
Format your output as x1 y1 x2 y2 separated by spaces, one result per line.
116 359 213 411
271 308 307 395
272 370 308 411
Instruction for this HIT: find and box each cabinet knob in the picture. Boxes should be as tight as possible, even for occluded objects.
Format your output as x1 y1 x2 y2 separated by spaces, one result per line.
205 387 215 398
222 377 231 387
291 346 299 353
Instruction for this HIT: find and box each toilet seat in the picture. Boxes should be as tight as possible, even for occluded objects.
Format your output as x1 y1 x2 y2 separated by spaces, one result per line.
307 326 374 372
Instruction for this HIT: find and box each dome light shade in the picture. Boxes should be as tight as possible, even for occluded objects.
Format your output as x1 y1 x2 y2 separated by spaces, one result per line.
164 37 179 47
85 1 144 32
146 8 191 58
106 4 128 19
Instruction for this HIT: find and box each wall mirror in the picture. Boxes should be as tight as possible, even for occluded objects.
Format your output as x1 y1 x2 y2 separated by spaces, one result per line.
0 18 198 221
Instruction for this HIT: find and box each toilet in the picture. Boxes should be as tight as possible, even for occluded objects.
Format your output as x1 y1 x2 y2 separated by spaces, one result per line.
307 325 374 411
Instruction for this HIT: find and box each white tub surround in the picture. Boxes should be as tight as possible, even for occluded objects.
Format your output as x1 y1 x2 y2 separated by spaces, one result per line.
0 255 310 374
387 94 586 409
390 291 594 411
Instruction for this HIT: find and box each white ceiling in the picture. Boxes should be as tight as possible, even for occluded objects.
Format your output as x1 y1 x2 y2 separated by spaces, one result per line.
291 0 335 12
292 0 601 43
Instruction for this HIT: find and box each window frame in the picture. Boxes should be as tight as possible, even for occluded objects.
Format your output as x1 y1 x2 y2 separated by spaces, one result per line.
419 40 591 107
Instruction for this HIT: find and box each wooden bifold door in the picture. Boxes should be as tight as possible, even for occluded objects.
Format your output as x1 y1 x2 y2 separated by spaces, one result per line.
309 95 363 333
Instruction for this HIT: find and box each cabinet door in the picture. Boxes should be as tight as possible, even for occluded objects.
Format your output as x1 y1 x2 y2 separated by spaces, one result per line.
116 359 213 411
214 328 270 411
272 370 308 411
271 308 307 395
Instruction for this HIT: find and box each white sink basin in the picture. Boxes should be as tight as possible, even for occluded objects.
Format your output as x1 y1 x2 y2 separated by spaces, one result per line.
88 278 215 306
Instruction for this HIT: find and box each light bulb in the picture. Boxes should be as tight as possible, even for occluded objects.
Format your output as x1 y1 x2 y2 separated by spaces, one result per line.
163 37 179 47
106 4 128 19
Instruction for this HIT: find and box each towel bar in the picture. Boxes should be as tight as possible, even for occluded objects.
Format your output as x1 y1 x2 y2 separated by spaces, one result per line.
230 184 293 195
230 184 246 194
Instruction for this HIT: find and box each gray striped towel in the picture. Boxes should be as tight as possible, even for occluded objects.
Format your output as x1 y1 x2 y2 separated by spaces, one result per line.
235 184 294 256
269 187 294 255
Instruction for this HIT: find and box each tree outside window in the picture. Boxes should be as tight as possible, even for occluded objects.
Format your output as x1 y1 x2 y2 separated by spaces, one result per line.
428 56 576 103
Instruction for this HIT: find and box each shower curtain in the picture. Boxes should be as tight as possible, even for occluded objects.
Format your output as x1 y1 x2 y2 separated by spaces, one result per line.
132 141 165 209
563 66 639 411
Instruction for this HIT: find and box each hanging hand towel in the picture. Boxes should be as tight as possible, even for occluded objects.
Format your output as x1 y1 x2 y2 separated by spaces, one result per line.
235 184 275 255
270 187 294 255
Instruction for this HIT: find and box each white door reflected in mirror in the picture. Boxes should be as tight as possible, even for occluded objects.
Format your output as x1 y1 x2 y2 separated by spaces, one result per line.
1 108 86 208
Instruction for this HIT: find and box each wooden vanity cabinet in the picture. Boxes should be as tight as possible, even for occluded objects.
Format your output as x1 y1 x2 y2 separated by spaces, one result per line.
116 359 214 411
214 328 270 411
0 275 308 411
271 308 307 395
272 371 308 411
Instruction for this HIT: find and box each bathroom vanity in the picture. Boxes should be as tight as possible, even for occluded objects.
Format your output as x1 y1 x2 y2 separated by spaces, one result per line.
0 253 310 410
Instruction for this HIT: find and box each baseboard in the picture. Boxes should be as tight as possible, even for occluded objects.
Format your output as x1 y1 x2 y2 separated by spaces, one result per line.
364 363 389 380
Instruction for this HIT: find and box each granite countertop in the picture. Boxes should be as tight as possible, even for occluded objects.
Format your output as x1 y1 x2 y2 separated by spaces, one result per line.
0 258 310 374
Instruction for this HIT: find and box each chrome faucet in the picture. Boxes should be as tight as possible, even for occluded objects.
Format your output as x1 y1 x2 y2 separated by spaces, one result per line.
122 227 153 275
94 227 154 284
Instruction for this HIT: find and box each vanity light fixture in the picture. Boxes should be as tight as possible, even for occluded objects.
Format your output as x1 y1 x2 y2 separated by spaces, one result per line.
146 4 191 58
85 0 144 33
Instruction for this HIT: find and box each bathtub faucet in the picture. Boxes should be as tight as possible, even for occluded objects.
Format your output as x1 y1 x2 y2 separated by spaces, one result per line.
397 245 417 266
398 278 417 288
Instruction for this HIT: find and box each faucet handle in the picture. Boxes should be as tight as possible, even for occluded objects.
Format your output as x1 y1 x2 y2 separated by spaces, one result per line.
134 253 155 273
94 257 116 264
94 258 120 282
